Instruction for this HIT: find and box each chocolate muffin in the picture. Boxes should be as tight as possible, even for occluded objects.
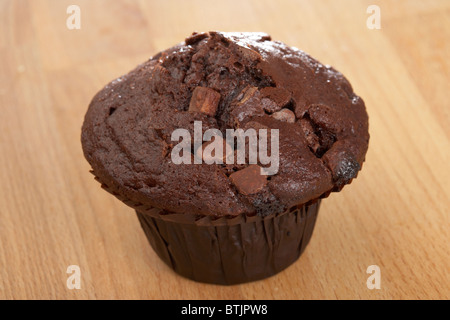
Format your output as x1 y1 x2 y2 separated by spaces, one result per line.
81 32 369 285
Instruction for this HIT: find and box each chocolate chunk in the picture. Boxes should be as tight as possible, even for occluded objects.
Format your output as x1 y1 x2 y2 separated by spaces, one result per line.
227 86 265 128
260 87 292 113
237 86 258 105
322 144 361 187
261 98 279 113
185 32 209 45
237 46 262 61
299 112 336 158
152 65 170 82
333 157 360 186
189 87 221 116
271 108 296 123
229 165 267 195
299 118 320 154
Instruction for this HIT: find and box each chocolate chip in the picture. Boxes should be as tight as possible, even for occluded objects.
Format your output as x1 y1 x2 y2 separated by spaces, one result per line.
229 165 267 195
322 146 360 187
261 98 279 113
300 112 336 158
185 32 209 45
271 108 296 123
259 34 272 42
299 118 320 153
189 87 221 116
227 86 265 128
237 86 258 105
260 87 292 113
237 46 262 61
152 65 170 82
333 157 360 186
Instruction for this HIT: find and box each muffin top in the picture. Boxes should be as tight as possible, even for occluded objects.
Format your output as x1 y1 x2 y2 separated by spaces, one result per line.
82 32 369 217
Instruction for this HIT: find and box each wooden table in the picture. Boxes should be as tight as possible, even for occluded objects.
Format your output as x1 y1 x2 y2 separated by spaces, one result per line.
1 0 449 300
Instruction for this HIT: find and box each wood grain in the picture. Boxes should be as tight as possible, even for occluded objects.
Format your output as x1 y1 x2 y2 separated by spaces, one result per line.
0 0 449 299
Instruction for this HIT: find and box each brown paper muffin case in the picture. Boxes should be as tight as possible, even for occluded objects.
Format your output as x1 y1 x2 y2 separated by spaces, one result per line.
96 174 321 284
136 201 320 285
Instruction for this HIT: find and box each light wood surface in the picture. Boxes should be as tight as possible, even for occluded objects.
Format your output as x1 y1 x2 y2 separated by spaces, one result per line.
1 0 449 300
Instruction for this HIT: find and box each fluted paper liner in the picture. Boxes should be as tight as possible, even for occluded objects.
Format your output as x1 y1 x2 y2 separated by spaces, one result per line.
136 201 320 285
96 174 321 285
